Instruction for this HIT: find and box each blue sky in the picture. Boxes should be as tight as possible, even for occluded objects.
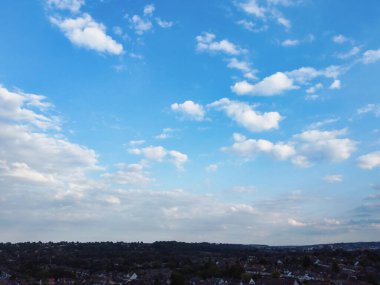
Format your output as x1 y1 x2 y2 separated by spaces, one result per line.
0 0 380 245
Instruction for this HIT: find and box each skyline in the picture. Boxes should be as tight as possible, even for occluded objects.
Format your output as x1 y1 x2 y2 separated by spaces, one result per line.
0 0 380 245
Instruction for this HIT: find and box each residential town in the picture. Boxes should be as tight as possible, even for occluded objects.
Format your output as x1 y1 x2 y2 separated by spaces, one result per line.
0 242 379 285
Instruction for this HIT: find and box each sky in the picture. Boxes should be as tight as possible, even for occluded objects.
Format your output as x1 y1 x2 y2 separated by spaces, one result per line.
0 0 380 245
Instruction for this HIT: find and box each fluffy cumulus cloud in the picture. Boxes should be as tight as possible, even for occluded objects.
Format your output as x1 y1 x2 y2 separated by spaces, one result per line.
361 49 380 64
293 129 357 165
260 65 345 96
171 100 205 121
128 145 188 170
46 0 84 13
209 98 282 132
222 129 356 167
222 133 295 160
0 84 101 205
196 32 244 55
1 83 365 244
129 146 167 161
50 13 123 55
231 72 297 96
357 151 380 170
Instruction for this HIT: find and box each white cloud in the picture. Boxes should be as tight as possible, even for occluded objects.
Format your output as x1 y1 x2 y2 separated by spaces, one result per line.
267 0 300 6
129 15 153 35
129 146 167 162
222 129 356 166
281 39 299 47
0 86 58 130
227 58 251 72
129 52 144 59
129 146 188 170
239 0 266 18
286 65 343 84
50 13 123 55
169 150 188 171
329 79 341 90
323 218 341 226
361 49 380 64
209 98 282 132
196 32 244 55
277 17 291 29
226 58 258 79
126 4 172 35
230 185 256 193
4 84 351 243
323 175 343 183
291 155 311 168
294 129 357 163
357 151 380 170
337 46 360 59
46 0 84 13
357 104 380 117
237 19 255 31
129 140 145 146
113 26 123 36
222 133 295 160
206 164 218 172
236 0 299 32
143 4 155 16
155 128 174 140
231 72 297 96
233 132 247 142
0 84 101 204
305 94 320 101
244 71 258 80
0 161 56 183
237 20 268 33
171 100 205 121
156 18 173 28
307 117 339 130
102 195 121 205
332 34 348 44
102 162 152 186
288 218 307 227
306 83 323 94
